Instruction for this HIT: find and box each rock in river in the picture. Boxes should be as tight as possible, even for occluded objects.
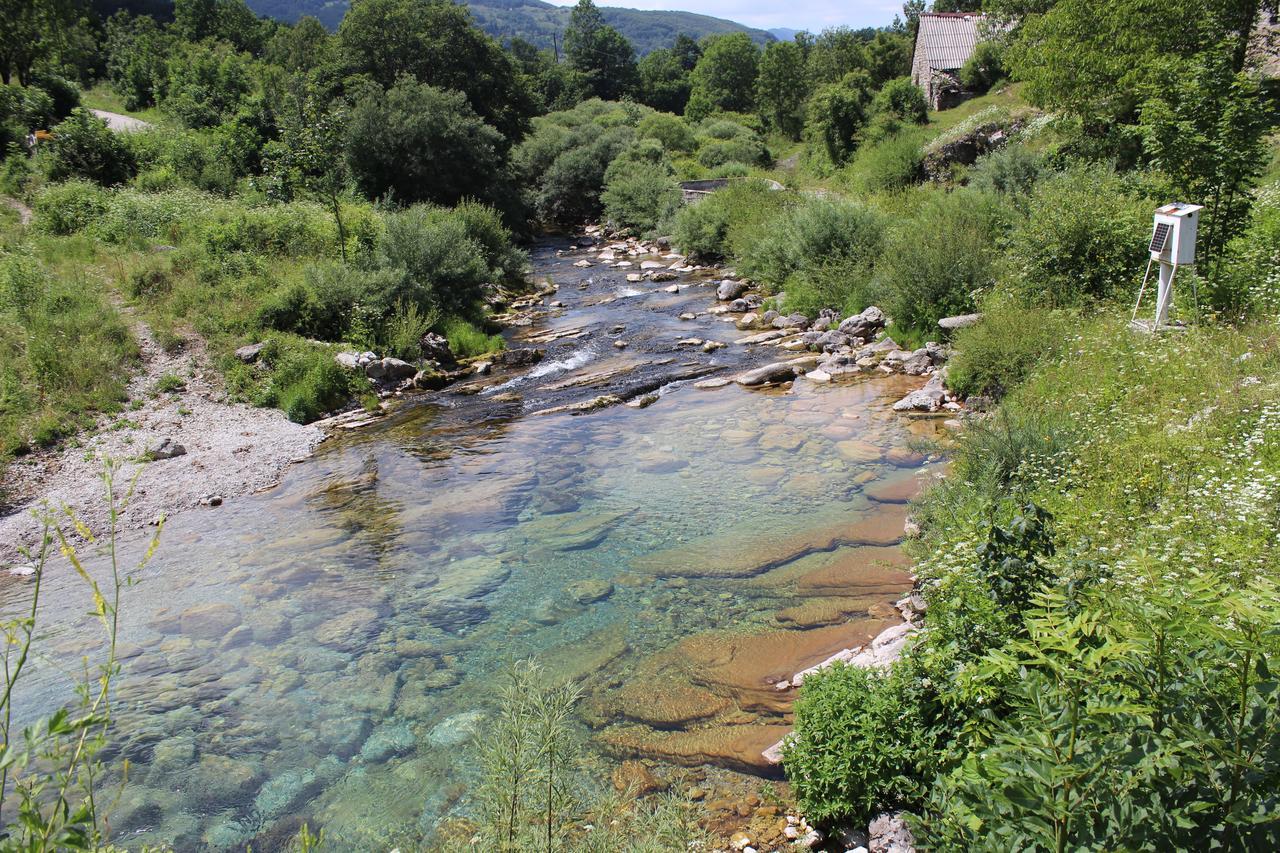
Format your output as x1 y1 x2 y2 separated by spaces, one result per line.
717 280 748 301
567 578 615 604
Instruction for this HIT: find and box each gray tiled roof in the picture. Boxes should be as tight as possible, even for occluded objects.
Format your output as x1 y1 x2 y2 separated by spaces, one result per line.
916 12 986 72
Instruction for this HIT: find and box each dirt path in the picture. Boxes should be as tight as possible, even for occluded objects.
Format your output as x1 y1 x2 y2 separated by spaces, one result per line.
2 196 32 226
89 109 152 133
0 300 324 566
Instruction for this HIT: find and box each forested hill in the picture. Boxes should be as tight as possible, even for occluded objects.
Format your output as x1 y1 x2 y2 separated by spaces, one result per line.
236 0 776 51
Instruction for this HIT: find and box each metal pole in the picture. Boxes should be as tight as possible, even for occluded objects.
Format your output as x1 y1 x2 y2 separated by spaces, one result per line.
1132 258 1155 322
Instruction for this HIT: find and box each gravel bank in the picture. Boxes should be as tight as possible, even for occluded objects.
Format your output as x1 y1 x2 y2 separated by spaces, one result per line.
0 316 323 566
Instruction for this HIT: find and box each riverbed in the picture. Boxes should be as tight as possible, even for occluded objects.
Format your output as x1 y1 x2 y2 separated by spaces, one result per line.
4 236 944 849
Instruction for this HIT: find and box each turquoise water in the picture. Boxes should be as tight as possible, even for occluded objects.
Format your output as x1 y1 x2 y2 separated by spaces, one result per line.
6 240 943 849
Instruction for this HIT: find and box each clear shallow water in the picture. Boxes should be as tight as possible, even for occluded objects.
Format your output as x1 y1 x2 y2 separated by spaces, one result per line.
5 240 944 850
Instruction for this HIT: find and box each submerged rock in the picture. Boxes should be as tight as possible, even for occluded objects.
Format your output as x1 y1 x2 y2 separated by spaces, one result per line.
427 710 486 748
360 720 416 762
567 578 615 604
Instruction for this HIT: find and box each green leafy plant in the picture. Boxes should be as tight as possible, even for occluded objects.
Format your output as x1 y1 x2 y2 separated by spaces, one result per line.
1 461 161 849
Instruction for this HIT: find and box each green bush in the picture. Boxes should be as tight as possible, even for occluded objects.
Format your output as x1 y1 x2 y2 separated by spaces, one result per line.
672 179 791 261
871 77 928 125
966 144 1043 201
601 149 680 235
451 199 528 284
841 127 927 195
877 188 1008 331
923 575 1280 851
1207 180 1280 319
379 205 490 318
636 111 695 153
739 197 886 301
946 299 1071 398
442 316 503 358
33 180 107 235
254 337 355 423
784 660 936 824
1001 167 1152 307
959 41 1005 94
805 71 874 167
43 109 136 186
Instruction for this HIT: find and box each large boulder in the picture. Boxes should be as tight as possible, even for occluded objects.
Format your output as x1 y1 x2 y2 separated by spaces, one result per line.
380 358 418 381
735 357 820 386
717 279 748 301
892 374 947 412
419 332 454 364
838 306 887 340
497 348 544 367
938 313 982 332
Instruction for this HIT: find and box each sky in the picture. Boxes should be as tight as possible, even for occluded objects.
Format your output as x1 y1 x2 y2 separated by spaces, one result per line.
541 0 905 33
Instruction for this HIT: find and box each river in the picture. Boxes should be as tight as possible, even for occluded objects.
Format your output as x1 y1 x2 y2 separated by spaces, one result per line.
4 236 944 849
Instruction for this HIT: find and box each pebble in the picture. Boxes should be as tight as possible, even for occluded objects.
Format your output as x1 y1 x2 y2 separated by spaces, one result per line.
613 340 628 349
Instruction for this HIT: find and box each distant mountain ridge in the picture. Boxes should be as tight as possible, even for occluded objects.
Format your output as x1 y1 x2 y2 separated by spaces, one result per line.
241 0 777 54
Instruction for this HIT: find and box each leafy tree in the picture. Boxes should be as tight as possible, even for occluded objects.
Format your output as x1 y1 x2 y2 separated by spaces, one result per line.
261 82 352 259
671 33 702 71
756 41 807 140
564 0 639 101
870 77 928 126
959 40 1005 93
344 76 506 208
161 40 257 129
44 108 136 185
637 48 690 114
806 26 870 88
105 12 170 110
339 0 534 142
1138 43 1271 270
636 111 694 152
805 70 873 165
173 0 267 55
685 33 759 122
263 15 333 72
0 0 76 85
862 30 911 87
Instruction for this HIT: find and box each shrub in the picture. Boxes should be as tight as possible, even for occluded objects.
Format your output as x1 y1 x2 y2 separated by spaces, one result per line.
739 197 886 298
43 109 136 186
945 299 1071 398
451 199 528 284
255 338 355 423
871 77 928 125
784 659 936 824
1207 180 1280 319
877 188 1008 331
967 144 1043 201
1001 167 1152 307
384 299 437 360
442 316 503 358
33 180 107 235
841 127 927 195
671 179 791 261
380 205 490 318
636 111 695 152
959 40 1005 94
601 157 680 235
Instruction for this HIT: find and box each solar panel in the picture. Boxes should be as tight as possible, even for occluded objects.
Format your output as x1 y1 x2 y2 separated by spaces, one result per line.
1149 222 1171 254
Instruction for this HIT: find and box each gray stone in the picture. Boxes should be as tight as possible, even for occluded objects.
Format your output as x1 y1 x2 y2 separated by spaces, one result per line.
419 332 454 364
902 349 933 376
717 280 748 301
379 358 418 381
360 720 416 762
234 342 265 363
938 312 982 332
497 348 544 367
838 306 887 340
336 351 361 370
427 710 486 748
868 811 915 853
735 357 819 386
892 374 947 412
145 438 186 461
728 298 750 313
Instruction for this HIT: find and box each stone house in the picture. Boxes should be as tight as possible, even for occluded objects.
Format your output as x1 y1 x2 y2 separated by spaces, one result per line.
910 12 989 110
